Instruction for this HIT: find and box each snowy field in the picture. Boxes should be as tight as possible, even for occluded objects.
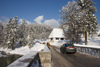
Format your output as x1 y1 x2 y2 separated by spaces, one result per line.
74 37 100 48
87 37 100 46
0 43 45 55
78 37 100 46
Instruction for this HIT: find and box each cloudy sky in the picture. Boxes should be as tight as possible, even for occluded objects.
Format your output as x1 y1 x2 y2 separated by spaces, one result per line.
0 0 100 27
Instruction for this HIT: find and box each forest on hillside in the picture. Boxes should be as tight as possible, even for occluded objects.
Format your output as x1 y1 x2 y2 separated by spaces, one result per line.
0 16 53 49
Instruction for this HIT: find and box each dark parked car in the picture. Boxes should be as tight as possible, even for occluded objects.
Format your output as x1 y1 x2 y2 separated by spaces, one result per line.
60 43 77 54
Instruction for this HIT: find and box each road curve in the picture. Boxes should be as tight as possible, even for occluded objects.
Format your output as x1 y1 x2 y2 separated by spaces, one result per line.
50 46 100 67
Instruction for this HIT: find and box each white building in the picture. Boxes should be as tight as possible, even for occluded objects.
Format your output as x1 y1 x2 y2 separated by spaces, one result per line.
49 28 65 42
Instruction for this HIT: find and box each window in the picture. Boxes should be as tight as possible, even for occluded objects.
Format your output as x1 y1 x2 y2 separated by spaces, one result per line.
51 38 53 40
61 38 64 40
56 38 59 40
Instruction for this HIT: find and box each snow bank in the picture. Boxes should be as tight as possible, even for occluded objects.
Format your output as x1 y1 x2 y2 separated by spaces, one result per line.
10 45 30 55
0 42 51 56
76 37 100 47
43 44 50 52
0 47 11 54
74 44 100 49
10 43 45 55
87 37 100 46
0 43 45 55
0 52 7 57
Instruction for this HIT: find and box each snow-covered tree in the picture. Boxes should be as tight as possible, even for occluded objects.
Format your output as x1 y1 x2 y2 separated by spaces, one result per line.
60 1 81 44
20 19 27 46
28 27 34 48
29 23 53 40
77 0 97 45
3 16 19 49
60 0 97 45
0 23 4 46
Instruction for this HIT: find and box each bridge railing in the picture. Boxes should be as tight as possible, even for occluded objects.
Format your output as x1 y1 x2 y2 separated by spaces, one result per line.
74 44 100 58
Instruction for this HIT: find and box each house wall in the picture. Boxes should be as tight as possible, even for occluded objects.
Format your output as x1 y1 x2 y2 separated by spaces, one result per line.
49 37 65 42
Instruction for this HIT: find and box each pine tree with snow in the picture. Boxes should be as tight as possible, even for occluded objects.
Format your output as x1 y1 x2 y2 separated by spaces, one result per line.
4 18 12 48
28 27 34 48
0 23 4 46
4 16 19 49
77 0 97 45
20 19 27 46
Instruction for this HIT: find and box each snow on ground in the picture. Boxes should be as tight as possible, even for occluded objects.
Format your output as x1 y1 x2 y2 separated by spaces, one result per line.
87 37 100 46
0 52 7 57
43 44 50 52
10 43 45 55
0 47 12 53
7 42 50 67
74 37 100 46
0 43 45 55
74 37 100 49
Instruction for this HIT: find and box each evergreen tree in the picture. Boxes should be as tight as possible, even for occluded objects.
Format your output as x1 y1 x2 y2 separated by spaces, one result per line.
77 0 97 45
28 27 34 48
0 23 4 46
4 16 19 49
4 18 12 48
20 19 27 46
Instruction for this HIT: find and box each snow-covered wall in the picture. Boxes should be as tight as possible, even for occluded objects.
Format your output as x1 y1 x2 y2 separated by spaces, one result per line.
74 45 100 58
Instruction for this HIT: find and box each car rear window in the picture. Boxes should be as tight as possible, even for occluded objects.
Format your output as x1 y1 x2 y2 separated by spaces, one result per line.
65 44 74 47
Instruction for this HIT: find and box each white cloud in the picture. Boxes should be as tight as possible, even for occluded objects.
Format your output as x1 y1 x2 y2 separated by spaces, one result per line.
0 16 9 23
19 19 31 24
44 19 60 28
19 19 23 23
26 20 31 24
34 15 43 24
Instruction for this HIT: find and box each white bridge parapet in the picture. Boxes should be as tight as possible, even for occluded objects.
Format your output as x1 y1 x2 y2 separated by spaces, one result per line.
74 44 100 58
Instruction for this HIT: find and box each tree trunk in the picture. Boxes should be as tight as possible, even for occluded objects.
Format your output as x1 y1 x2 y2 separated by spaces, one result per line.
85 31 87 45
72 28 75 44
12 38 14 50
72 38 74 44
76 32 78 44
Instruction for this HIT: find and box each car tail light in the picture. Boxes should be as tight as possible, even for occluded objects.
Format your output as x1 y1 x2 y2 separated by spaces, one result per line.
66 47 69 49
66 47 76 49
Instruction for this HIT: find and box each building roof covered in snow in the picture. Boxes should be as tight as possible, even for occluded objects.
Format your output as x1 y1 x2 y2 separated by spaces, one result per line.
49 28 65 38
